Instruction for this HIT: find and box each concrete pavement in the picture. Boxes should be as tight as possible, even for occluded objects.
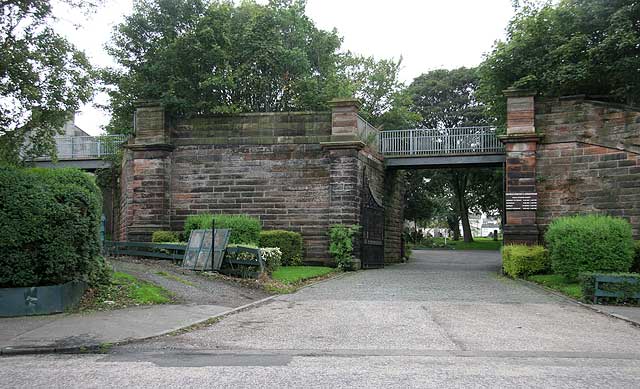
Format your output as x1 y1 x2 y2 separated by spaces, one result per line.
2 249 640 387
0 304 231 354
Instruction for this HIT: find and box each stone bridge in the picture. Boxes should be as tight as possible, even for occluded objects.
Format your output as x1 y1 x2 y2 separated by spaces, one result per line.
117 92 640 267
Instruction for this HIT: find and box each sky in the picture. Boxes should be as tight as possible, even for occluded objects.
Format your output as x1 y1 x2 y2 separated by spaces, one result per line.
54 0 515 135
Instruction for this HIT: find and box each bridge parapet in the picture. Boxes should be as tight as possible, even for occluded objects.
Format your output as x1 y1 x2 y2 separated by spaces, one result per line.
379 127 504 158
32 135 127 161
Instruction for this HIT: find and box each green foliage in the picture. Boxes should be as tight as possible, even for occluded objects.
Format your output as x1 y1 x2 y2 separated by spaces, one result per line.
632 241 640 273
328 224 360 270
151 230 181 243
580 273 640 304
502 244 549 278
408 67 490 129
478 0 640 125
103 0 409 134
0 0 95 164
271 266 334 284
545 215 635 280
184 214 262 245
259 230 304 266
112 272 171 304
0 166 106 287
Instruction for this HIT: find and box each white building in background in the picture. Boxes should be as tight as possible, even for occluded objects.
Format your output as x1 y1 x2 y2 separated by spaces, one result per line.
468 213 501 238
404 213 501 239
59 113 90 137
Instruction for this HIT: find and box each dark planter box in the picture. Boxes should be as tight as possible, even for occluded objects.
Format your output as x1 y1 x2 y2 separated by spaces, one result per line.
0 281 87 317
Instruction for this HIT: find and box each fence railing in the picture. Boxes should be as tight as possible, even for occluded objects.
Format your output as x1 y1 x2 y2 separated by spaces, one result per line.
35 135 128 161
357 115 380 150
378 127 504 157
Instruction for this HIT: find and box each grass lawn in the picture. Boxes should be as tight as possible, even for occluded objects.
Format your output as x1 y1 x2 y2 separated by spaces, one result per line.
271 266 335 284
78 271 173 311
415 237 502 251
528 274 583 300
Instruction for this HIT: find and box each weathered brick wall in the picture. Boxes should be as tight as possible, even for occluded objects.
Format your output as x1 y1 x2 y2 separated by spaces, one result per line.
536 97 640 238
119 102 405 265
169 113 334 261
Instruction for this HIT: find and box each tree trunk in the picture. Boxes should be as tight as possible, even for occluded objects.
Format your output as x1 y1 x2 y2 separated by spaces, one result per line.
460 198 473 243
451 171 474 243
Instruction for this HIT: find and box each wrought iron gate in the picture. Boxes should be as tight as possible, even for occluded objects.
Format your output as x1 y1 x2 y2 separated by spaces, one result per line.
360 173 385 269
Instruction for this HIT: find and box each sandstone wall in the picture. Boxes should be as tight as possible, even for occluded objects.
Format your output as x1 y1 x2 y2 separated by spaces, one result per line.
536 97 640 238
119 104 404 265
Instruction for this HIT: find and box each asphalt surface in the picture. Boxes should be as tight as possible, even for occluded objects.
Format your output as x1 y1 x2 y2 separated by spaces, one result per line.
2 249 640 388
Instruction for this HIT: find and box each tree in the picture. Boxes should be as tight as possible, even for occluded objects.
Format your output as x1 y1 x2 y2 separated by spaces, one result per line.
405 67 498 242
408 67 490 129
478 0 640 125
0 0 95 164
103 0 409 134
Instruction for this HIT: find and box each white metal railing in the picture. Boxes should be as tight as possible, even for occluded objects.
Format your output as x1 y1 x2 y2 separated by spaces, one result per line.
34 135 128 160
378 127 504 157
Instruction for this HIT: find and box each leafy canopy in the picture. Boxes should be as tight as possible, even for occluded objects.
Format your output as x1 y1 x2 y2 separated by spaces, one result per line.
478 0 640 125
0 0 96 164
104 0 413 134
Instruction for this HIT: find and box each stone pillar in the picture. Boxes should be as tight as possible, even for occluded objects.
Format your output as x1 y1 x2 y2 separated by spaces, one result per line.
119 101 174 241
322 99 366 269
500 89 541 244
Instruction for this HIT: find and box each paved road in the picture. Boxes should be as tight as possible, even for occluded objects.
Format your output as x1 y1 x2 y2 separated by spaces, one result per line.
2 250 640 388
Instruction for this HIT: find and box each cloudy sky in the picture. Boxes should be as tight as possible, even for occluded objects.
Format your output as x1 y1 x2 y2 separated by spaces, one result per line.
54 0 515 135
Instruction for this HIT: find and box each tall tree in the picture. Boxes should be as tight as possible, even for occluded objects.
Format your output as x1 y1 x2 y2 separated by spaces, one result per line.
478 0 640 125
0 0 95 164
406 67 497 242
103 0 409 134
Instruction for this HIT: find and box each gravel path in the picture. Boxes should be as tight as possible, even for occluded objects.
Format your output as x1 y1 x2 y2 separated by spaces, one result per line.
110 257 270 308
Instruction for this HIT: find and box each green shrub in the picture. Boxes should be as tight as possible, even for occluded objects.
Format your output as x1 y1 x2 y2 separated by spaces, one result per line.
632 241 640 273
184 214 261 245
259 230 304 266
580 273 640 304
328 224 360 270
545 215 635 280
502 244 549 278
152 230 181 243
0 167 106 288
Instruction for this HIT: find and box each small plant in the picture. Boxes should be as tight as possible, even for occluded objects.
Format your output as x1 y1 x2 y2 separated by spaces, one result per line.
502 244 549 278
328 224 360 270
545 215 635 280
259 230 304 266
260 247 282 272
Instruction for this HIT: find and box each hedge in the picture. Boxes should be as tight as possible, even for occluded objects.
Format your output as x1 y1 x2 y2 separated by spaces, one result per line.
184 214 261 245
0 167 108 288
502 244 549 278
580 273 640 304
152 230 181 243
545 215 635 280
259 230 304 266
